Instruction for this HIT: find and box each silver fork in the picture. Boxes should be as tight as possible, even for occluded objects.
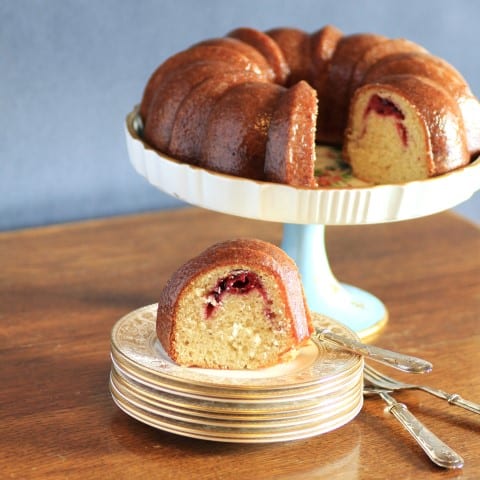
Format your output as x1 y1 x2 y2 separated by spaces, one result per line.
364 363 480 415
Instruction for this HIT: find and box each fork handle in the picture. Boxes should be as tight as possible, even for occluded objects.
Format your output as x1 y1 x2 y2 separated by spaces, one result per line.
422 386 480 414
446 393 480 415
379 392 464 469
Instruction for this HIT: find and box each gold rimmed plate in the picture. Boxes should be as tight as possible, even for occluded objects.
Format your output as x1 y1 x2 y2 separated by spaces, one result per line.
110 348 363 402
110 379 363 443
110 373 362 429
110 365 363 422
111 304 362 393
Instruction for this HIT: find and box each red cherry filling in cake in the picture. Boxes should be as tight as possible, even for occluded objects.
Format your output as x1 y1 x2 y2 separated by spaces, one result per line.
205 269 275 320
364 94 408 146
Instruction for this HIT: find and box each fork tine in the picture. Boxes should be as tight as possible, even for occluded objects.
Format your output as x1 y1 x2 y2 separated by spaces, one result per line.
364 364 402 388
365 363 397 381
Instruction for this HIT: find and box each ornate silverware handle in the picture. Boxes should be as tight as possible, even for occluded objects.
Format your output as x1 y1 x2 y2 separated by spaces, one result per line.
379 392 464 469
446 393 480 415
412 383 480 415
316 328 432 373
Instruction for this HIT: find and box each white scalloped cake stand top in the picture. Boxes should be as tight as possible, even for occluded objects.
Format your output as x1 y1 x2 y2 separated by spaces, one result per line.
126 109 480 226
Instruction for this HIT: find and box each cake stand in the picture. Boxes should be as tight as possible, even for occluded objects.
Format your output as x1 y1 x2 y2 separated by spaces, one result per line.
125 109 480 339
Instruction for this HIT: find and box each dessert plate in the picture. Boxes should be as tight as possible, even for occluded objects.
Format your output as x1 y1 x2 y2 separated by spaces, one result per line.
109 304 364 442
111 304 362 392
110 372 362 428
110 367 346 420
111 350 363 406
110 379 363 443
110 361 361 420
110 351 363 403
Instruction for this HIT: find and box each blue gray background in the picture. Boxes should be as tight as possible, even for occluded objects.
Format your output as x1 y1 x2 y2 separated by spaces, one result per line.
2 0 479 231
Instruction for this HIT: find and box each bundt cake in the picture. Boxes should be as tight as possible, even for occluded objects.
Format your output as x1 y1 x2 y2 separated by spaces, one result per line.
139 25 480 185
156 238 313 369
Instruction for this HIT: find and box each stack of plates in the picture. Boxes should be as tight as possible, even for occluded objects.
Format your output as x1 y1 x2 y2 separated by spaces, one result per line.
109 304 364 443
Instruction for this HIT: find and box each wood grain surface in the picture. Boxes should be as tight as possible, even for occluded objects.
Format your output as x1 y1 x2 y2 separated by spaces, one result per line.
1 207 479 479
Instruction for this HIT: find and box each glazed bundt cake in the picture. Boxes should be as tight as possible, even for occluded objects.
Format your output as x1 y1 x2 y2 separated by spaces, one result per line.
156 238 313 370
139 25 480 185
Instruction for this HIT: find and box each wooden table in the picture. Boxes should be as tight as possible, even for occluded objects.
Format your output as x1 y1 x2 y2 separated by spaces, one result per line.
1 207 479 479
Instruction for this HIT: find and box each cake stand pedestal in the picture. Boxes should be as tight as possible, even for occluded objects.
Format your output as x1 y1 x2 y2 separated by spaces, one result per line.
281 223 387 339
126 109 480 339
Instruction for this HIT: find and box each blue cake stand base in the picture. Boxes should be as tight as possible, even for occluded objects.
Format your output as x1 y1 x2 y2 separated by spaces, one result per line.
281 223 388 340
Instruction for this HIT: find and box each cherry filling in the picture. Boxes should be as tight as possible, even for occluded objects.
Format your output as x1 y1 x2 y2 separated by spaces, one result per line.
205 270 274 319
366 94 404 119
365 94 408 146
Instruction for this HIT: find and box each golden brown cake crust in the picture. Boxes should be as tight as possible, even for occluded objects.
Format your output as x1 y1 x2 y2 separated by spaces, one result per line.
144 61 242 152
348 38 427 98
139 43 269 120
168 71 259 164
363 52 480 156
266 27 312 86
310 25 343 73
195 37 276 83
228 27 290 85
384 75 469 175
201 82 285 179
309 25 343 98
318 33 387 144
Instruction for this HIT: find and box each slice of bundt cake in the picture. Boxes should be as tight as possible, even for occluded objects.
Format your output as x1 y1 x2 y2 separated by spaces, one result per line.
344 74 469 183
157 238 313 369
265 80 318 187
